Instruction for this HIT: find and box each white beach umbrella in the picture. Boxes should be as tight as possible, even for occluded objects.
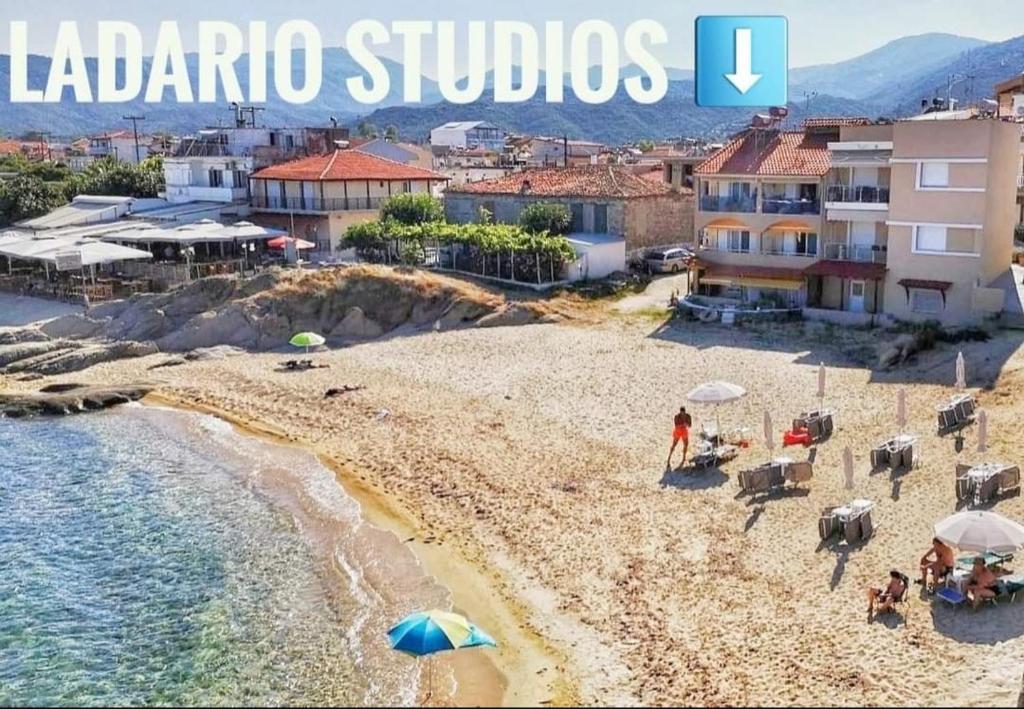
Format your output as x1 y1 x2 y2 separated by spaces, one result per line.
843 446 855 491
763 410 775 459
686 381 746 440
934 511 1024 553
977 409 989 455
896 388 908 432
955 351 967 391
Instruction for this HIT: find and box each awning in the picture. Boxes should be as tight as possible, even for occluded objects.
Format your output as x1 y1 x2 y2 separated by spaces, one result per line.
804 260 887 280
702 217 751 229
763 219 816 232
898 278 952 291
0 236 151 266
898 278 953 306
698 262 806 291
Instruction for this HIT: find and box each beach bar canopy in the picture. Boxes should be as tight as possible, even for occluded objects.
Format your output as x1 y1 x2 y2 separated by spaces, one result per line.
0 236 152 267
101 220 288 246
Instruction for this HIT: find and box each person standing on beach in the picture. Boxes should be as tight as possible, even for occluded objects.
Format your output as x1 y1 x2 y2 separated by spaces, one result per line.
667 406 692 469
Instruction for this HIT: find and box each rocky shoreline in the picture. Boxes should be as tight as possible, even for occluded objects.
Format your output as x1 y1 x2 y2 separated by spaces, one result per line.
0 382 153 418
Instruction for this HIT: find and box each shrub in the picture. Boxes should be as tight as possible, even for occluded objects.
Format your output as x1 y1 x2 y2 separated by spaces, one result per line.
519 202 572 235
380 193 443 225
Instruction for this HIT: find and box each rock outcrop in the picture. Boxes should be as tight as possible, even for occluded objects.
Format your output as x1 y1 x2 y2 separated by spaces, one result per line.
0 383 153 418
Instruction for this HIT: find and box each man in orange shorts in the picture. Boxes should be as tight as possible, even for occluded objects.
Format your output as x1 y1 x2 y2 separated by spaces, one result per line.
667 406 692 470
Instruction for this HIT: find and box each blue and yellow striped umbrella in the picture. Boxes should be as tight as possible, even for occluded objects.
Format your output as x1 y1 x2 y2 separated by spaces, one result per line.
387 610 496 657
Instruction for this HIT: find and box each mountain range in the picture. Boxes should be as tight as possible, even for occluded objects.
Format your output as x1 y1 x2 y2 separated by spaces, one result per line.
1 32 1022 144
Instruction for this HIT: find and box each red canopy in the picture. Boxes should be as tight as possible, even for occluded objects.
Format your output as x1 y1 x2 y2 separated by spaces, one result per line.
268 236 316 250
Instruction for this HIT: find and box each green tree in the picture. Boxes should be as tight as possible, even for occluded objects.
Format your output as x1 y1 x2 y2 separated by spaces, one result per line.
519 202 572 235
637 140 655 153
69 156 164 198
380 193 443 225
384 124 399 142
356 120 379 138
0 175 65 225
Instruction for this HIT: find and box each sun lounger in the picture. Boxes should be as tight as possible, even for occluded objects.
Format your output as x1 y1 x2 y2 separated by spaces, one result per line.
818 506 840 541
792 410 835 443
936 587 966 607
955 552 1014 571
1000 466 1021 496
693 443 740 470
936 394 977 433
978 473 1001 505
996 575 1024 602
785 460 814 484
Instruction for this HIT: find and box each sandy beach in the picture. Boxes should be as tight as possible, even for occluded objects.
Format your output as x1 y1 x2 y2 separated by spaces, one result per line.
6 286 1024 705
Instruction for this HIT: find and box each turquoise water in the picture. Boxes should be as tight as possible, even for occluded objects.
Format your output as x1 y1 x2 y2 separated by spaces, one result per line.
0 406 446 706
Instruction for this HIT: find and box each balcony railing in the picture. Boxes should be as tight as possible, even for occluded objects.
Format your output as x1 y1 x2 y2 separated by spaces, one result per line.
252 195 387 212
826 184 890 204
761 197 820 215
700 194 757 213
822 242 887 263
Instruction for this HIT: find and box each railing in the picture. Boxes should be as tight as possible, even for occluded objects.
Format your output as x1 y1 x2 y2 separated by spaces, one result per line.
252 195 387 212
761 197 820 215
822 242 887 263
699 194 757 213
826 184 890 204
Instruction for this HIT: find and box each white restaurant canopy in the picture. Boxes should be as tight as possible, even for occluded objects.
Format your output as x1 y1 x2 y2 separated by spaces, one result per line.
101 220 287 246
0 235 152 267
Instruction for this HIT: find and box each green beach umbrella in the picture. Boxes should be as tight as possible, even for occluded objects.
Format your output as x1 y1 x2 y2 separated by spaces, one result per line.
289 331 325 354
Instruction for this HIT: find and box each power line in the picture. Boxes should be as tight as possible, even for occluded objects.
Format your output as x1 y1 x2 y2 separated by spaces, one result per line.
122 114 146 162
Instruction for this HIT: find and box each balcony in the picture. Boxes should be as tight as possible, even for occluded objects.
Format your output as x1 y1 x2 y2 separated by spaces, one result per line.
822 242 887 264
1017 174 1024 189
252 195 386 212
825 184 890 205
761 197 820 215
699 194 757 213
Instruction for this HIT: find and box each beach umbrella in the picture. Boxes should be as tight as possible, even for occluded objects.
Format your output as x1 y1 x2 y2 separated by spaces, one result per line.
388 610 497 700
896 388 908 432
843 446 855 491
955 351 967 391
289 331 325 354
934 511 1024 553
977 409 989 455
687 381 746 440
816 362 826 411
763 410 775 460
268 235 316 250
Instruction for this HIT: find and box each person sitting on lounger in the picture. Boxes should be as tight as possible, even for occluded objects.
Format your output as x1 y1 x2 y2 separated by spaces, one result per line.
867 570 906 619
966 557 999 609
919 537 955 591
666 407 692 470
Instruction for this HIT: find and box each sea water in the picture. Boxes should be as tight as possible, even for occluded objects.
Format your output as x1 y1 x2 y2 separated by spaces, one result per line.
0 405 448 706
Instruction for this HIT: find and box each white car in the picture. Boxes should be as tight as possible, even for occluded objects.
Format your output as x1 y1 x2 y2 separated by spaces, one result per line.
644 248 693 274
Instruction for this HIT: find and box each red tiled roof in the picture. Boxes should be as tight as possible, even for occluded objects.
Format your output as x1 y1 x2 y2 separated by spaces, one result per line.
802 117 871 128
695 130 831 177
698 262 806 281
898 278 952 291
445 165 674 198
804 260 886 280
251 150 448 182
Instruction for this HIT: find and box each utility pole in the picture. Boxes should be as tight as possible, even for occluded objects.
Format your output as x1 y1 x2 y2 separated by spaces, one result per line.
123 114 145 162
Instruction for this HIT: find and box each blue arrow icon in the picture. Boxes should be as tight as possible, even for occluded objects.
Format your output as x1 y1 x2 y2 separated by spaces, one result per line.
695 16 788 107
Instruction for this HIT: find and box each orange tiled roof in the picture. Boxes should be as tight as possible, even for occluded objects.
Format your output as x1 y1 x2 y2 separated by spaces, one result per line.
251 149 448 182
0 140 23 156
446 165 674 198
695 130 831 177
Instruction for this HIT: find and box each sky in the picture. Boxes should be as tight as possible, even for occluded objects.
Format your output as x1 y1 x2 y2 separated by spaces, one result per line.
5 0 1024 73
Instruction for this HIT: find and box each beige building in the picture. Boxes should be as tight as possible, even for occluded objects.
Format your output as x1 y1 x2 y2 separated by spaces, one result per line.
994 75 1024 225
693 115 1019 325
249 150 448 253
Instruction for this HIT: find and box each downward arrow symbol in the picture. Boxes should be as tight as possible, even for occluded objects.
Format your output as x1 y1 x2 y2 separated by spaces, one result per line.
725 28 762 94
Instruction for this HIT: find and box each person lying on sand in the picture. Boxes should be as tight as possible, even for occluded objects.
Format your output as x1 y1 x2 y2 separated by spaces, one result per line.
966 557 999 609
867 570 906 619
325 385 365 398
918 537 955 591
666 406 692 470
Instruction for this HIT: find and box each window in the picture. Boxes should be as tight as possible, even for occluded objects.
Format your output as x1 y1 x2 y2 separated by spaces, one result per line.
910 288 943 314
919 162 949 188
727 230 751 252
233 170 248 188
593 204 608 234
914 225 947 252
208 169 223 188
795 232 818 256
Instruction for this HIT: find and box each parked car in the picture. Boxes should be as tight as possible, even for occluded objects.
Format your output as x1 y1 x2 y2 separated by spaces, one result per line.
644 247 693 274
